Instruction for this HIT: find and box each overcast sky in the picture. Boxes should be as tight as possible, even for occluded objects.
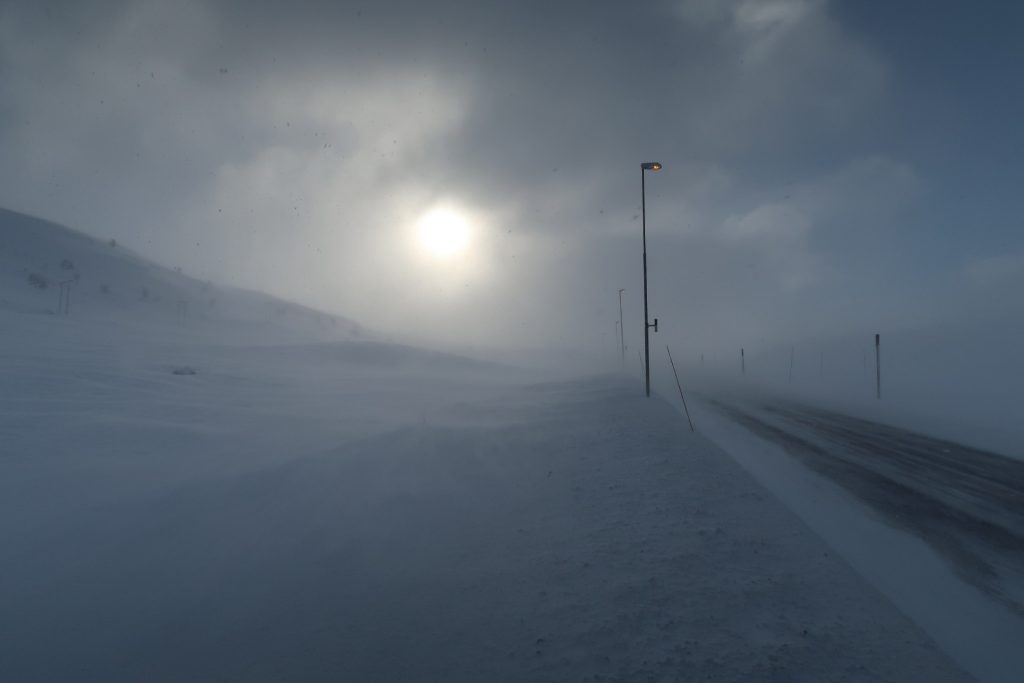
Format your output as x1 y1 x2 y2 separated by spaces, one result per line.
2 0 1022 354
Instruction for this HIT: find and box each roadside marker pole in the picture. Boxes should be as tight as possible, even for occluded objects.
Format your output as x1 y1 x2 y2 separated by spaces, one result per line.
57 279 74 315
875 334 881 399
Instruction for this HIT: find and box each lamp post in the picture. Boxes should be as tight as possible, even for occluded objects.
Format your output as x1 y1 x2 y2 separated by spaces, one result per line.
617 288 626 368
640 161 662 397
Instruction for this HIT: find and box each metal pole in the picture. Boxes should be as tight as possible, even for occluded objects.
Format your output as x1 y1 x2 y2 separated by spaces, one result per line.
875 334 881 399
642 168 651 397
618 288 626 369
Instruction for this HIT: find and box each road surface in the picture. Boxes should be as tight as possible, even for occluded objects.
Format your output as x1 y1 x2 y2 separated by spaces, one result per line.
705 397 1024 617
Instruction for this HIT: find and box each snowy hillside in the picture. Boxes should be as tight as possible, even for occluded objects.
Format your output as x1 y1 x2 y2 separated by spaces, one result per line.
0 208 364 344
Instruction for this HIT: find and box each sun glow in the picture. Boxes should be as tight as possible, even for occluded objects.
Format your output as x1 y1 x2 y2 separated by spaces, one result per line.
416 207 470 258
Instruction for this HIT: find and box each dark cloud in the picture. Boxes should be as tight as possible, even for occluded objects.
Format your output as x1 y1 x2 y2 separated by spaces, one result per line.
1 0 1021 351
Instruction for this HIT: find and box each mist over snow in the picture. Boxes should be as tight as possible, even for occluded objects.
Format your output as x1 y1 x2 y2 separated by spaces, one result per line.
2 1 1024 681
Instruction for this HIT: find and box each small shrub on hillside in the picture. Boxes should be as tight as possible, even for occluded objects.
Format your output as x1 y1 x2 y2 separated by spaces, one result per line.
27 273 49 289
60 259 75 270
99 284 110 295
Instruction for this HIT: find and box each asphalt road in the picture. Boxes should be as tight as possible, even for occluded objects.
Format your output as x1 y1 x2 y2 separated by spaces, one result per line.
706 397 1024 617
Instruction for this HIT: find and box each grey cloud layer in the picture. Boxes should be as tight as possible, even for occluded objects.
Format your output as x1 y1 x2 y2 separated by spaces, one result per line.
1 0 1018 351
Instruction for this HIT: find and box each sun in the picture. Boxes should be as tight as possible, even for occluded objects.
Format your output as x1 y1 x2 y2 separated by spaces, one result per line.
416 207 470 258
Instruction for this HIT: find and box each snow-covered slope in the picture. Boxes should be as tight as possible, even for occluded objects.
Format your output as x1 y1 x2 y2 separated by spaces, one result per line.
0 207 364 344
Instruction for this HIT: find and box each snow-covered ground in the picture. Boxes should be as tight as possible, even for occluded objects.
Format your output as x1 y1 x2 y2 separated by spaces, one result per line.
1 211 970 680
0 334 965 681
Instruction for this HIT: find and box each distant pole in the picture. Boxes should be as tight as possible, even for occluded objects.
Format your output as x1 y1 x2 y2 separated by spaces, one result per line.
617 288 626 368
788 346 795 384
741 348 745 375
57 279 74 315
875 334 881 399
700 353 704 366
666 346 695 432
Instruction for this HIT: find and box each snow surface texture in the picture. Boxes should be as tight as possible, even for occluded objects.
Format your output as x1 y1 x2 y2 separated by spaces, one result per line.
1 211 968 680
1 375 967 681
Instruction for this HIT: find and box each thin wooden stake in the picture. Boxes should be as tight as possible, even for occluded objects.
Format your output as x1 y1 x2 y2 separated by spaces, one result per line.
875 333 881 399
666 345 695 432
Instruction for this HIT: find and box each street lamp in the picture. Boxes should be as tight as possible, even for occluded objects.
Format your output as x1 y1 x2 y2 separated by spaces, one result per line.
640 161 662 397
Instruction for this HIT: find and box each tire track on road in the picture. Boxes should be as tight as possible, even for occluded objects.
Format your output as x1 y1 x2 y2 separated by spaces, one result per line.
707 398 1024 617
